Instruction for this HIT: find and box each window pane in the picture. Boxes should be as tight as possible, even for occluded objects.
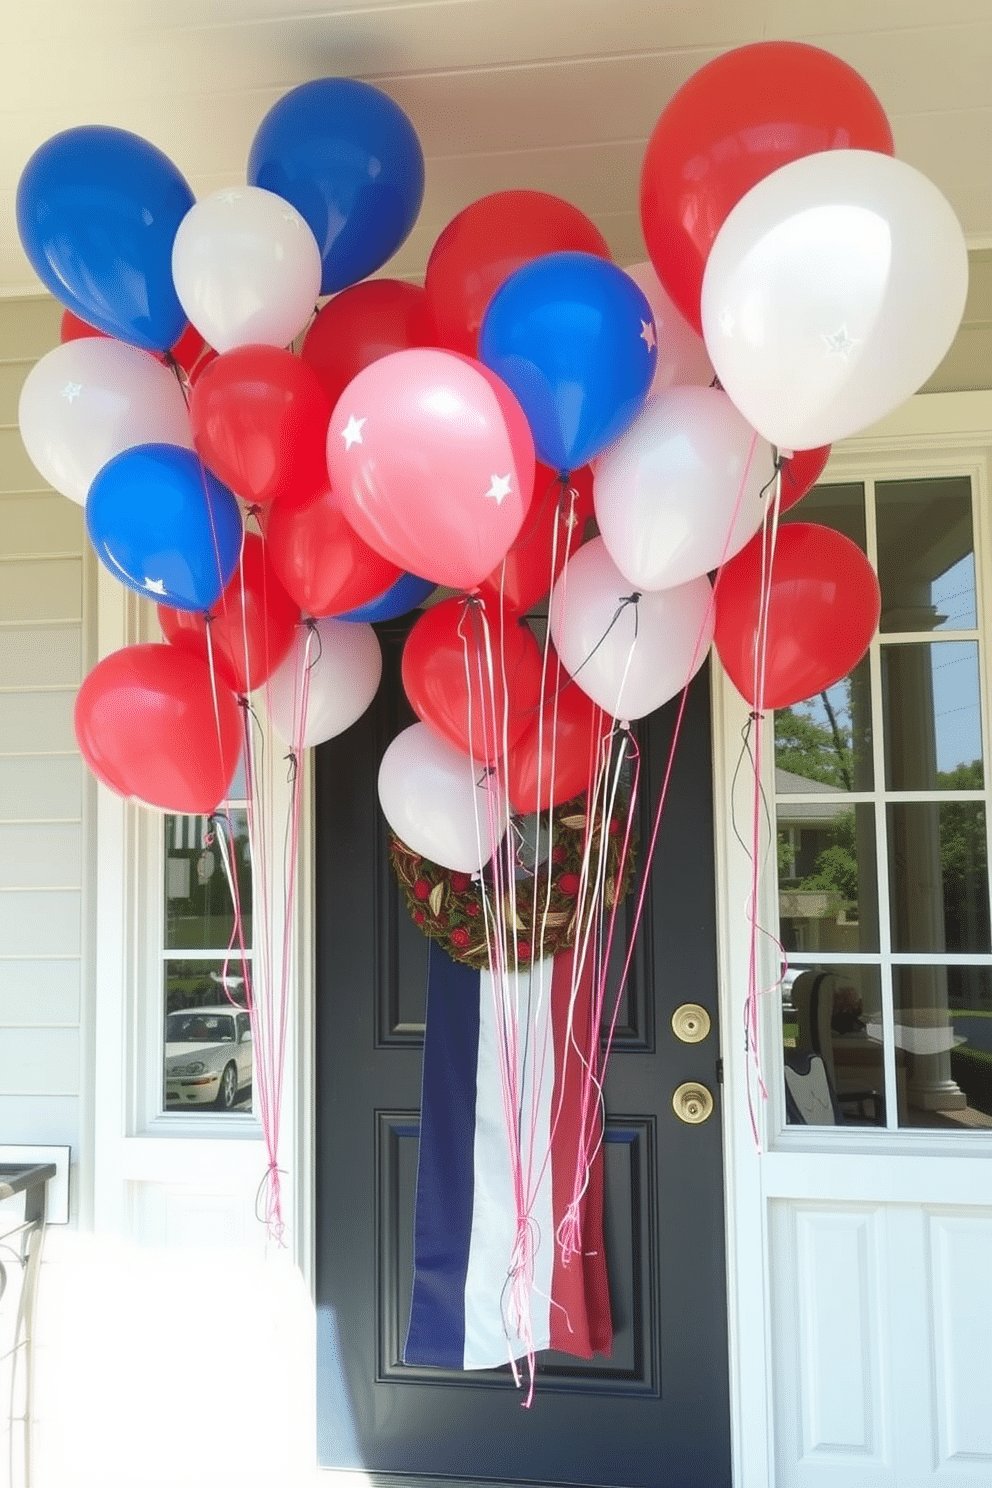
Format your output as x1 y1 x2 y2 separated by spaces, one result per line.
887 802 990 953
164 810 252 950
882 642 982 791
778 802 879 954
163 958 252 1114
782 965 884 1126
228 750 248 803
894 965 992 1130
775 659 873 791
876 477 975 634
783 481 866 550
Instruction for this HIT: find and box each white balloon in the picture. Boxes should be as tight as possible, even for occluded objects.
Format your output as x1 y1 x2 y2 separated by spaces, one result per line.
624 261 714 394
549 538 714 719
594 387 773 591
17 338 192 505
171 186 322 354
378 722 508 873
701 149 969 450
267 619 382 748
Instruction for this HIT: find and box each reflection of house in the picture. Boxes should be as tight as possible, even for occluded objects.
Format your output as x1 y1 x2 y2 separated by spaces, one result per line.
776 766 853 879
776 767 861 953
4 19 992 1488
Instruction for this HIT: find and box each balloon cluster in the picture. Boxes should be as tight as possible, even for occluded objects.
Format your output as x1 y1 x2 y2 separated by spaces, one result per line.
15 42 968 830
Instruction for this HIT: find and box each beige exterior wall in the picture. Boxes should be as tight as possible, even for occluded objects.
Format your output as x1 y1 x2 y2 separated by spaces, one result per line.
0 296 91 1197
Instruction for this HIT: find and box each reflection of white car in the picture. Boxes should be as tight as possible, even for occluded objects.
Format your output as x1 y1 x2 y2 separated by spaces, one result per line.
165 1008 252 1110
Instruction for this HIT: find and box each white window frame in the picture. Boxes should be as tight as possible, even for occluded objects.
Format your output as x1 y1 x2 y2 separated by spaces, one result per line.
89 568 311 1260
765 429 992 1152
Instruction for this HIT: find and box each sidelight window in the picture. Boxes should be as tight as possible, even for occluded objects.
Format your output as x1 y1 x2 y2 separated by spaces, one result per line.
160 757 253 1116
776 473 992 1130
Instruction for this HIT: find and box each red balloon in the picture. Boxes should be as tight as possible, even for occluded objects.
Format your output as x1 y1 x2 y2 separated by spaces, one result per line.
507 666 607 814
190 345 331 507
425 191 612 357
74 643 242 813
478 463 594 614
640 42 895 335
779 445 831 513
402 597 546 765
158 532 300 695
60 309 209 378
265 483 404 618
187 348 218 386
169 321 208 375
713 521 881 710
301 279 436 410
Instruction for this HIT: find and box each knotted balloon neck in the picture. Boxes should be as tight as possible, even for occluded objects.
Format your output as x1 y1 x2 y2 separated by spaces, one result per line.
302 615 323 669
164 349 193 406
568 590 642 686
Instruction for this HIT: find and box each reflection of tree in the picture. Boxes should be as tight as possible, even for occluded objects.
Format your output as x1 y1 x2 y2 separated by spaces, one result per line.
776 700 857 906
793 811 858 902
775 703 852 790
937 760 988 952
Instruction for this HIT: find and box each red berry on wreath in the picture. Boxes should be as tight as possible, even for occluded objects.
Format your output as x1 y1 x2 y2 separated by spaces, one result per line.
414 878 431 901
451 927 471 949
559 873 580 897
450 872 471 892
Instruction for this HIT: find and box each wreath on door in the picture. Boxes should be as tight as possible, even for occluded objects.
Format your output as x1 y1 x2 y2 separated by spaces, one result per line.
389 792 633 972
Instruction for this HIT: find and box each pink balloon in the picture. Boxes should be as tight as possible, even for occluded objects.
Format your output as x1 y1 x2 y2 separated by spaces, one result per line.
623 262 715 395
326 348 536 591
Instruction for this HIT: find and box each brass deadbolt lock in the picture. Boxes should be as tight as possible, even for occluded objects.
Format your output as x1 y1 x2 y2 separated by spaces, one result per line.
671 1003 711 1044
672 1082 715 1125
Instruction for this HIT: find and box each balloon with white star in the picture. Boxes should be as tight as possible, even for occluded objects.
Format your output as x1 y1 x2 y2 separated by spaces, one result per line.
326 347 536 591
171 185 322 353
623 261 714 396
86 443 243 612
18 337 192 505
478 250 657 471
700 149 968 449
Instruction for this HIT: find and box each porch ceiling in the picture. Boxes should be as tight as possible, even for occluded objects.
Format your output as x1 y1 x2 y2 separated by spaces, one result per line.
3 0 992 299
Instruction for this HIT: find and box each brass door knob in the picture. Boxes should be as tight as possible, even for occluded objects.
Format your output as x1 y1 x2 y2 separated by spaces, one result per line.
672 1082 715 1125
671 1003 711 1044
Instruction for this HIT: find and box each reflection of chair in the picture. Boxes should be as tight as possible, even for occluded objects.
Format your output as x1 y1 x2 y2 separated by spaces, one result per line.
791 971 884 1125
783 1050 844 1125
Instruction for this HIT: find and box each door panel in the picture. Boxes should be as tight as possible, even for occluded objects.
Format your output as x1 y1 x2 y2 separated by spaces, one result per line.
315 618 730 1487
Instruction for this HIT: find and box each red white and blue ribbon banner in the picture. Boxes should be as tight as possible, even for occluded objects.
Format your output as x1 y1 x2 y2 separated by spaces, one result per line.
404 945 612 1370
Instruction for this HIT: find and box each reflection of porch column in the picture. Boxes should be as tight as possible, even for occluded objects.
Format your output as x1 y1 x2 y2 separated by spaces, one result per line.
885 609 966 1112
849 664 880 948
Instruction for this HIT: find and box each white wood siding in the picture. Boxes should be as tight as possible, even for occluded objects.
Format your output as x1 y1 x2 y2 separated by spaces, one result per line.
0 295 85 1202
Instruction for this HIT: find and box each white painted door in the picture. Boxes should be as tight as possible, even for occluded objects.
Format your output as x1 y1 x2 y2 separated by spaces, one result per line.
717 392 992 1488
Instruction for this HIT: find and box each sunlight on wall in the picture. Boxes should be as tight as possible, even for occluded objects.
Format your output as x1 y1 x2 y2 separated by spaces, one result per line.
29 1231 322 1488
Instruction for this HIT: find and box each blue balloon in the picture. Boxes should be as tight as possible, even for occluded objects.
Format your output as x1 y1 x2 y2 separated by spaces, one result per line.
16 126 194 353
478 251 657 472
339 572 436 623
86 446 243 613
248 78 425 296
